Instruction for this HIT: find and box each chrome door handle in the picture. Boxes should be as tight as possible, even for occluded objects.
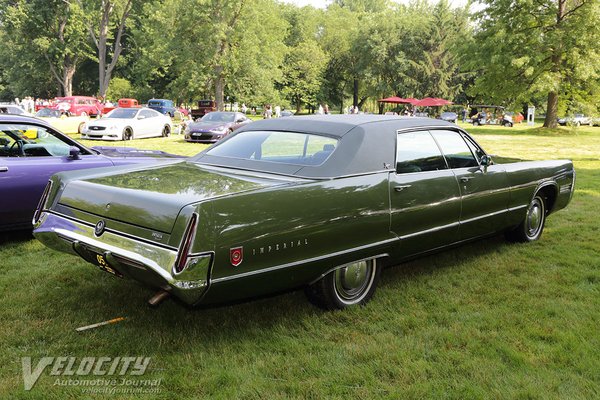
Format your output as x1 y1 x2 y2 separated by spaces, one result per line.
0 166 8 173
460 176 473 182
394 185 411 192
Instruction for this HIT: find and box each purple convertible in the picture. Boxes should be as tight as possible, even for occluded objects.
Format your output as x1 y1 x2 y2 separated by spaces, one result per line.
0 115 183 231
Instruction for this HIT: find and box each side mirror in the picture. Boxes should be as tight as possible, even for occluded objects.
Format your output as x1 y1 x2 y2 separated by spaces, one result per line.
69 146 81 160
480 155 492 166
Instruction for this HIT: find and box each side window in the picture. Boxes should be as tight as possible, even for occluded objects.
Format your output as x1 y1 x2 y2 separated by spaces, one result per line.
430 130 478 169
0 124 71 157
396 131 447 173
140 110 155 118
463 134 486 162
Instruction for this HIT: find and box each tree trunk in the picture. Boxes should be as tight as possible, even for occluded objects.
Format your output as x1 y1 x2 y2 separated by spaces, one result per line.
353 79 359 107
62 65 75 97
214 66 225 111
543 91 559 128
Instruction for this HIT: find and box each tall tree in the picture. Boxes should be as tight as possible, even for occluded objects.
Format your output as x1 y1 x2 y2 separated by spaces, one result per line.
78 0 134 99
470 0 600 128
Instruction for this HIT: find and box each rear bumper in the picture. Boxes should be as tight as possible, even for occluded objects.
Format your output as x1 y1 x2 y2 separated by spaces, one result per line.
33 212 212 305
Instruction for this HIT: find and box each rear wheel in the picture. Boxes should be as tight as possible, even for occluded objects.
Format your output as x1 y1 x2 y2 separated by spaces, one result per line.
80 111 88 117
305 259 381 310
162 125 171 137
505 194 546 242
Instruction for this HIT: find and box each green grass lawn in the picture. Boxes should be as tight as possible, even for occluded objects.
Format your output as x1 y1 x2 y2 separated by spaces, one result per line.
1 123 599 399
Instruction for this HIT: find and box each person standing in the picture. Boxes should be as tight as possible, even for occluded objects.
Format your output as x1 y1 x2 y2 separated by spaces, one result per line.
274 105 281 118
461 108 467 122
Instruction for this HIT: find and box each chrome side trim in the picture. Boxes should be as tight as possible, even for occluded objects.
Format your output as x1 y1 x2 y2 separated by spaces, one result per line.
399 221 459 240
398 204 528 240
211 238 398 284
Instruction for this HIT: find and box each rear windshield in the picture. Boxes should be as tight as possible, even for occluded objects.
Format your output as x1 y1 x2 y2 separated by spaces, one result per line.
202 130 338 166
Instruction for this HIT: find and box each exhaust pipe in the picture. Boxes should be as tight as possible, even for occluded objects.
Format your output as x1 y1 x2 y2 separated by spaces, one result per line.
148 290 170 308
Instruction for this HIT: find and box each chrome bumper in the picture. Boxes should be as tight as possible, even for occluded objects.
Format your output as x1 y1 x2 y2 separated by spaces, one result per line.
33 212 212 305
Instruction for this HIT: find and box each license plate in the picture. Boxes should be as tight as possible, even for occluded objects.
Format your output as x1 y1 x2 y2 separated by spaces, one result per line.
91 253 123 278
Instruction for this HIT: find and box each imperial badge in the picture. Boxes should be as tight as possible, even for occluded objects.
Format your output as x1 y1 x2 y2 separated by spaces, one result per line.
230 247 243 267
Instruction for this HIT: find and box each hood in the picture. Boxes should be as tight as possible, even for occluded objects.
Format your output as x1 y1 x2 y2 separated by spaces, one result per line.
56 162 293 233
188 121 230 132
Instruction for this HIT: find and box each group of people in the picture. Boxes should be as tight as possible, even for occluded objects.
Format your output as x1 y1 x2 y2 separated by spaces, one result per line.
14 96 36 113
262 104 283 119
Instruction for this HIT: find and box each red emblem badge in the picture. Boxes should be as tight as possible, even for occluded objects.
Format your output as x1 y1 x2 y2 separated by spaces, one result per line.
230 247 243 267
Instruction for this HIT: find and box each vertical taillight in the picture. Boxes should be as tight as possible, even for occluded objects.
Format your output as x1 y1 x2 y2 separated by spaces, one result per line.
174 213 198 274
33 181 52 224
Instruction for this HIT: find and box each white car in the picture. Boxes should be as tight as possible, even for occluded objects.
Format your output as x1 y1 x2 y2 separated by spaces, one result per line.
81 107 172 140
558 114 592 126
0 104 33 116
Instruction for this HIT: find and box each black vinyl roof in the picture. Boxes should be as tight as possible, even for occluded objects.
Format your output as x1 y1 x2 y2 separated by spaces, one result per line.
195 115 459 179
238 114 454 138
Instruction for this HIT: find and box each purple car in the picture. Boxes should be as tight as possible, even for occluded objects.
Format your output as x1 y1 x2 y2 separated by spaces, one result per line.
0 115 184 231
184 111 252 143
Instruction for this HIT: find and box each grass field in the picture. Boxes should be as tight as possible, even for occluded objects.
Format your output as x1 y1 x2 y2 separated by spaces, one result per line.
1 122 599 399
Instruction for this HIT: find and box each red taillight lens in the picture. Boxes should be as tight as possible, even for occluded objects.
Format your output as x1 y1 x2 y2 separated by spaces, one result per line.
174 213 198 274
33 181 52 224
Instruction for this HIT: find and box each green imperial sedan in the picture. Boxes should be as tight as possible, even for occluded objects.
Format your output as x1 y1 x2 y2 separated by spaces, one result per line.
33 115 575 309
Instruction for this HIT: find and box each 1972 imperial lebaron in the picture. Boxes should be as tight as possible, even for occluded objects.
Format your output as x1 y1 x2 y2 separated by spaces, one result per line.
33 116 575 309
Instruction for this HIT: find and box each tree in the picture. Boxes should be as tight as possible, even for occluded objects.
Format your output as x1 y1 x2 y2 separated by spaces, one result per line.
281 41 328 112
0 0 91 96
133 0 287 109
78 0 134 99
470 0 600 128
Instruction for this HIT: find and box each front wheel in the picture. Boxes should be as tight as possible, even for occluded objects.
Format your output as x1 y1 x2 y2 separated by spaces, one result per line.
80 111 88 117
505 194 546 242
162 125 171 137
305 259 381 310
122 128 133 141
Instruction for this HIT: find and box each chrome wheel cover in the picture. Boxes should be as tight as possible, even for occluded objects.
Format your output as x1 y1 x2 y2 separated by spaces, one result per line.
526 197 544 238
333 260 375 304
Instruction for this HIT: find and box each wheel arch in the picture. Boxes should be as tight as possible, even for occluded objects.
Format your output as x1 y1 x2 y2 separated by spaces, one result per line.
535 182 558 214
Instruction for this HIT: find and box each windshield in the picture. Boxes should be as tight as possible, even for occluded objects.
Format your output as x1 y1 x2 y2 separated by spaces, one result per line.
35 109 60 118
201 130 338 166
106 108 139 119
201 112 235 123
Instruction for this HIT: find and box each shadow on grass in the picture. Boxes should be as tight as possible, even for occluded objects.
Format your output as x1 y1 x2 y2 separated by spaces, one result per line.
0 229 33 245
30 233 509 351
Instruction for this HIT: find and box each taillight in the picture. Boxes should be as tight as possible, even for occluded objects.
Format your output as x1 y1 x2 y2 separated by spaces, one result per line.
33 181 52 224
173 213 198 274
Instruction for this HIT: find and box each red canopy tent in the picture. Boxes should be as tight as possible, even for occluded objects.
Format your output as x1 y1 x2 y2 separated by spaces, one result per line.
377 96 415 104
412 97 453 107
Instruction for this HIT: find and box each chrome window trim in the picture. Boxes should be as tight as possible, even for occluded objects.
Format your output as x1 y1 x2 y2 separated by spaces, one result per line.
211 238 399 284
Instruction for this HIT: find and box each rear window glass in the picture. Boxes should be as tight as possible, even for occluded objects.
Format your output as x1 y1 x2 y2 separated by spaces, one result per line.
205 130 338 166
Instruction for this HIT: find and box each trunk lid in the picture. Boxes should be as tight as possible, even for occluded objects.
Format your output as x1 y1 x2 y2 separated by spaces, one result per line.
57 162 293 233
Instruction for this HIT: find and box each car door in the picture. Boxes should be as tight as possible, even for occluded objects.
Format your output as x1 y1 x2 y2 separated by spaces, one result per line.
389 130 462 257
430 129 511 240
0 123 113 230
138 109 158 137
